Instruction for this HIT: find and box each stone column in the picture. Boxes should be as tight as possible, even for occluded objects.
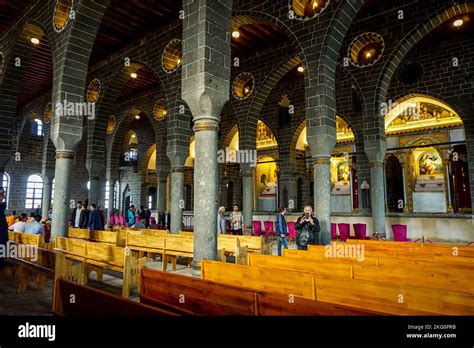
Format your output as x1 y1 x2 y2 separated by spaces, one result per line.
41 176 52 220
182 0 232 274
241 165 253 233
313 157 332 245
51 151 74 237
156 172 167 213
280 176 297 213
370 161 386 235
170 166 184 234
192 119 219 263
88 176 100 206
365 140 387 237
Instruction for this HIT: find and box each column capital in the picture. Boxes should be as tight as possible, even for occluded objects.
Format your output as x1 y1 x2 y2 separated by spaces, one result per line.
56 151 74 160
171 166 185 173
370 161 384 168
312 157 331 166
193 119 220 133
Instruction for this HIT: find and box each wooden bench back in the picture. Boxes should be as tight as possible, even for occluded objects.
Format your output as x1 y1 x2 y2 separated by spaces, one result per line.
140 268 257 315
89 230 117 244
165 237 194 254
85 242 125 269
55 236 87 258
282 248 379 265
127 234 165 251
201 260 315 300
315 274 474 315
248 253 353 278
343 239 474 257
142 229 169 237
68 228 90 239
54 277 177 316
8 231 42 247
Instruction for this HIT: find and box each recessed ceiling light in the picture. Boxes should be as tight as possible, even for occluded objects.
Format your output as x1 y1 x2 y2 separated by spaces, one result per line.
130 73 137 79
177 58 181 64
244 87 250 94
365 51 372 58
131 134 136 138
232 31 240 39
134 115 140 120
31 38 39 45
312 1 318 9
297 66 304 73
453 19 464 27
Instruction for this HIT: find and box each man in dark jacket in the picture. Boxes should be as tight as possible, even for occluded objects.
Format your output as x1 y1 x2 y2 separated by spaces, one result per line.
70 201 88 228
88 204 104 231
143 207 151 227
276 207 288 256
295 205 320 250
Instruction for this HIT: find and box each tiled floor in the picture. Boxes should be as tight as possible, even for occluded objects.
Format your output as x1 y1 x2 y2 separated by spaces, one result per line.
0 240 292 315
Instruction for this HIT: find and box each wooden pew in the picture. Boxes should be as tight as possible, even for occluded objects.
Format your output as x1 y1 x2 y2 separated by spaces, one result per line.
342 239 474 257
201 260 316 300
53 277 178 316
54 236 147 298
315 274 474 315
68 227 119 245
126 234 165 260
141 267 257 315
162 237 194 271
140 268 380 316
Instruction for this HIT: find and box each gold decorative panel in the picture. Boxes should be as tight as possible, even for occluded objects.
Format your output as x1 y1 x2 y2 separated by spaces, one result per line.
43 103 52 124
53 0 73 32
256 120 277 149
87 79 101 103
290 0 330 19
348 32 384 67
153 99 167 121
162 39 182 73
106 115 116 135
232 72 255 100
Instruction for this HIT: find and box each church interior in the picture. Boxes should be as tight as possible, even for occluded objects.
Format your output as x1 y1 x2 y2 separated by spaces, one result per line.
0 0 473 330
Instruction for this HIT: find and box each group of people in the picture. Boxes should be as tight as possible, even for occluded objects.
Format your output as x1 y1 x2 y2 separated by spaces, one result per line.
70 201 106 231
7 211 45 235
216 203 321 256
125 205 152 228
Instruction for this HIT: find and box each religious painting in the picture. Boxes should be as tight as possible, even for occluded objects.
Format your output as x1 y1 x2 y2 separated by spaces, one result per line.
337 161 351 182
418 151 443 176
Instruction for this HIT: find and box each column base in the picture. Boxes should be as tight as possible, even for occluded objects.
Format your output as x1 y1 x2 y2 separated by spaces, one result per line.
191 260 201 277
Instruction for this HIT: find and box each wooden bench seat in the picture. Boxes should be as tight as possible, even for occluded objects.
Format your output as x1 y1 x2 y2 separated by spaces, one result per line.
53 277 178 316
282 248 380 265
201 260 316 300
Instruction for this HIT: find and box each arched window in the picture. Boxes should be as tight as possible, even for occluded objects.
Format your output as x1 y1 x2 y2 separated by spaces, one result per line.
148 195 153 209
35 119 43 137
105 181 109 209
2 172 10 208
25 174 43 209
87 181 90 190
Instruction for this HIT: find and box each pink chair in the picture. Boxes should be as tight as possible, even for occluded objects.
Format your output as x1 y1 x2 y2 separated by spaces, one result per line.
287 221 297 239
392 224 411 242
353 223 368 240
337 223 350 241
331 223 337 240
118 215 125 226
264 221 275 237
252 221 262 236
109 215 116 226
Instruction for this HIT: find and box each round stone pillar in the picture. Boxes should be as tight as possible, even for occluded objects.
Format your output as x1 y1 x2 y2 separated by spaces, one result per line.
313 157 332 245
242 169 253 235
191 120 219 272
88 176 100 206
41 176 52 221
170 167 184 234
51 151 74 238
106 180 115 222
156 175 167 213
370 161 386 236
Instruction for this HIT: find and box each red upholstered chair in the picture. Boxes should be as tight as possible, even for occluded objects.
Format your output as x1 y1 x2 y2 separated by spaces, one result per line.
264 220 275 237
392 224 411 242
252 220 262 236
287 221 297 239
337 223 350 241
331 223 337 240
353 223 368 240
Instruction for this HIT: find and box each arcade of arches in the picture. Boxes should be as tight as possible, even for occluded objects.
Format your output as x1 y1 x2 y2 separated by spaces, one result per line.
1 0 474 270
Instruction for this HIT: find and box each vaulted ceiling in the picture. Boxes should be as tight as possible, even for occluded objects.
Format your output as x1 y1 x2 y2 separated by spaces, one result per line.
0 0 33 37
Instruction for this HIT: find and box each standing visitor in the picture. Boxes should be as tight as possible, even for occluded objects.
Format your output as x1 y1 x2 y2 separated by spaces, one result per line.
217 206 226 234
229 204 243 235
127 205 136 227
88 204 104 231
23 215 44 235
295 205 320 250
276 207 288 256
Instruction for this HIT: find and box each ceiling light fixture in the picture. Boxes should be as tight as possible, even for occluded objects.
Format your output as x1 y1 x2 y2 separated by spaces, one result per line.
365 51 372 59
232 31 240 39
297 66 304 73
134 115 140 120
177 58 181 64
131 134 136 138
453 19 464 27
30 38 40 45
130 73 137 79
